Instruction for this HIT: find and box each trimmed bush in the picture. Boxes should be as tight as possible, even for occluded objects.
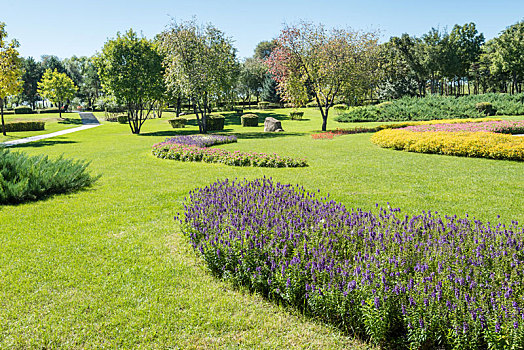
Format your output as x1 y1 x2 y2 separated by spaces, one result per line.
14 106 33 114
0 148 99 204
289 111 304 120
117 115 128 124
371 128 524 161
258 101 270 110
168 118 186 128
2 121 45 132
180 177 524 348
37 108 61 114
207 115 225 131
241 114 258 127
476 102 496 116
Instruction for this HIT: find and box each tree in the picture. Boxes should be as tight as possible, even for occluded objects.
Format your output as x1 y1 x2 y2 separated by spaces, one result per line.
260 74 280 103
41 55 66 74
238 58 266 106
490 21 524 94
0 22 24 136
20 57 43 110
159 20 238 134
95 29 164 134
37 69 78 119
254 40 278 60
267 22 379 131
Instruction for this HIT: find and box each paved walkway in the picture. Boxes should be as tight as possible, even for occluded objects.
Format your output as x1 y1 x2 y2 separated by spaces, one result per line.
2 112 101 147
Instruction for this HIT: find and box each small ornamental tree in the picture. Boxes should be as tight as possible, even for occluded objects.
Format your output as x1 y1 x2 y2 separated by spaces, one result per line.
267 22 379 131
0 22 24 136
95 29 164 134
159 20 238 134
37 69 78 119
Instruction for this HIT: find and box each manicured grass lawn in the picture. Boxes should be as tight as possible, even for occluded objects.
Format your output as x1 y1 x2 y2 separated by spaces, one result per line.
0 112 82 142
1 108 523 348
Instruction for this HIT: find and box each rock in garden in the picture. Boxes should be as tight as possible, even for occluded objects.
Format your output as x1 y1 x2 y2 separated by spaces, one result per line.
264 117 284 132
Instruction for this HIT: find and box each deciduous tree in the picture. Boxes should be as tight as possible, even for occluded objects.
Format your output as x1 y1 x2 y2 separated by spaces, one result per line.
0 22 24 136
37 69 77 119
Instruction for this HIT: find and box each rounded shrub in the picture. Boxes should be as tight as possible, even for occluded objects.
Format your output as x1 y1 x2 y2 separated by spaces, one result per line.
14 106 33 114
117 115 128 124
289 111 304 120
207 115 225 131
258 101 270 110
168 118 186 128
241 114 258 127
476 102 496 116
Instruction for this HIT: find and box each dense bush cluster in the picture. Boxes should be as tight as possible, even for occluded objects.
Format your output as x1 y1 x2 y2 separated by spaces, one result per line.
241 114 258 127
180 177 524 349
371 129 524 161
0 148 99 204
1 121 45 132
335 94 524 122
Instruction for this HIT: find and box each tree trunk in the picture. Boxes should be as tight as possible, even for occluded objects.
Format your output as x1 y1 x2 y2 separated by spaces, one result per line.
59 101 62 119
176 95 181 118
1 99 6 136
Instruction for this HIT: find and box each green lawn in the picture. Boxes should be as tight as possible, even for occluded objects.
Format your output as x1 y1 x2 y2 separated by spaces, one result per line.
0 112 82 142
1 108 523 348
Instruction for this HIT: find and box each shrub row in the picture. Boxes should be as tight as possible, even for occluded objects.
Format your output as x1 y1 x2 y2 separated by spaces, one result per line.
179 177 524 349
1 121 45 132
335 93 524 122
0 148 99 204
152 143 307 167
371 129 524 161
14 106 33 114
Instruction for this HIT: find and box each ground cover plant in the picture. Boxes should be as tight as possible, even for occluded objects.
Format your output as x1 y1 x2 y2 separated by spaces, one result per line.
1 108 523 348
372 120 524 161
180 177 524 349
335 94 524 122
0 148 98 204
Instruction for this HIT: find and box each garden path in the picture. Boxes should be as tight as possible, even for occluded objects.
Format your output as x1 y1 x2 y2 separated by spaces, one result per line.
2 113 101 147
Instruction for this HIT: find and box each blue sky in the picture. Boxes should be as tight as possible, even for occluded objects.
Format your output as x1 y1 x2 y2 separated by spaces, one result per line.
2 0 523 60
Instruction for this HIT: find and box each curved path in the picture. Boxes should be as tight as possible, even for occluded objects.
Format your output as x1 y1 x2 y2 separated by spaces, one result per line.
2 112 101 147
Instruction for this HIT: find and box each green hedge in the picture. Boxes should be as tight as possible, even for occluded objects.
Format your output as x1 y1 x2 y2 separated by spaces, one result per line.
258 101 270 110
168 118 186 128
14 106 33 114
37 108 62 114
335 93 524 122
207 115 225 131
289 111 304 120
0 149 99 204
241 114 258 127
2 121 45 132
117 115 128 124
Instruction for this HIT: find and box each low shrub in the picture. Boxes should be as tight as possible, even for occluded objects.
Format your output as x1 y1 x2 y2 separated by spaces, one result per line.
152 143 307 168
335 93 524 122
476 102 496 116
1 121 45 132
14 106 33 114
241 114 258 127
163 134 237 148
117 115 128 124
0 148 99 204
37 108 62 114
371 129 524 161
180 177 524 348
333 103 347 112
207 115 225 131
289 111 304 120
258 101 270 110
168 118 187 128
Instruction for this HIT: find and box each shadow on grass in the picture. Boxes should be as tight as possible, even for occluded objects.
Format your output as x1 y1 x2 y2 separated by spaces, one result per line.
58 118 83 125
8 139 77 149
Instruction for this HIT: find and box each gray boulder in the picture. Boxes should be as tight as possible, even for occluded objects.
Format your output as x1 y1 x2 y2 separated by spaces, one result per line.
264 117 284 132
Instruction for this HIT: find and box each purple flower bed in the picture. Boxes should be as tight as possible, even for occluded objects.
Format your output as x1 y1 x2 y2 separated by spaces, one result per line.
179 178 524 348
164 134 238 148
153 143 307 167
403 120 524 134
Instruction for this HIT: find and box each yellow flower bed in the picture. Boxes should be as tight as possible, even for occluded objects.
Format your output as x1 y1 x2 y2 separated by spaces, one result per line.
371 129 524 161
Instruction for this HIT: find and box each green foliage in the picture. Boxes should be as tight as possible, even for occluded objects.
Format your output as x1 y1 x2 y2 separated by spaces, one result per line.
20 57 43 109
207 115 225 131
37 68 78 118
336 93 524 122
37 108 61 114
241 113 258 127
95 29 164 134
168 118 186 128
260 74 280 104
0 148 98 204
14 106 33 114
117 115 128 124
2 121 45 132
306 101 318 108
289 111 304 120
